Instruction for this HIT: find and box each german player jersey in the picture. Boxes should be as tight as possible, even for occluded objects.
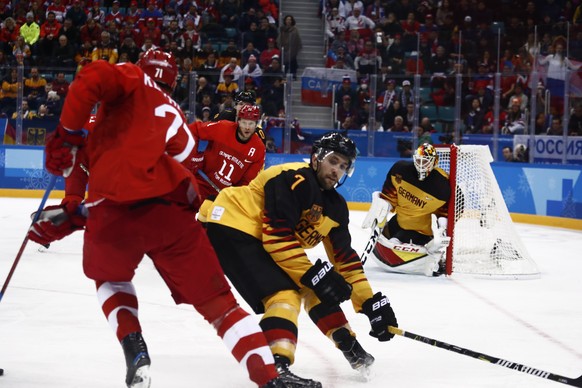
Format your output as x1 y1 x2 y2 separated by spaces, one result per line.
381 160 450 236
59 60 197 205
208 162 374 311
188 120 265 200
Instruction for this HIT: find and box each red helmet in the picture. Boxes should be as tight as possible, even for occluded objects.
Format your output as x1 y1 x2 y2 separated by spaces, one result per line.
137 49 178 90
238 104 260 121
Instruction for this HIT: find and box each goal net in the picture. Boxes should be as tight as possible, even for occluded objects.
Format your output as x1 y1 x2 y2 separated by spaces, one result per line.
435 145 540 279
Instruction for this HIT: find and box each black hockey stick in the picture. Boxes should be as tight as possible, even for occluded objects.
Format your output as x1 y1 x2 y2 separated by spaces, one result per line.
197 169 221 194
0 174 58 303
360 219 382 265
388 326 582 387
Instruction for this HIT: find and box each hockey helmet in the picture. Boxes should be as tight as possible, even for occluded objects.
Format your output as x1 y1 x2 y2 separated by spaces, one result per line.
237 104 261 121
137 49 179 90
312 131 357 177
234 90 256 104
413 143 438 181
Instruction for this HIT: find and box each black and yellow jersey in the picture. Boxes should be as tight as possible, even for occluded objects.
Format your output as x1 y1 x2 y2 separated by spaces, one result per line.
208 162 374 311
382 160 450 236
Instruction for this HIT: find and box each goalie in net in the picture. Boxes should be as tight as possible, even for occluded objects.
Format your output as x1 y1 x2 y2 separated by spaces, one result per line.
362 143 451 276
363 143 539 278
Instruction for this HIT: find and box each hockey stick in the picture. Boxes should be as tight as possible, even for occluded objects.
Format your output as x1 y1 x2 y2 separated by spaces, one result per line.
0 174 58 303
360 219 383 265
388 326 582 387
197 169 221 194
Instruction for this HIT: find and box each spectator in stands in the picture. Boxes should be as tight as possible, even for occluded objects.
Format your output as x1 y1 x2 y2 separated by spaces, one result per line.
464 98 485 134
354 40 381 78
0 68 18 117
215 69 239 102
398 80 414 107
365 0 386 27
416 121 434 145
197 51 220 85
345 29 364 61
382 33 404 75
242 54 263 86
357 97 372 129
388 115 409 132
427 45 451 89
92 31 118 63
219 57 243 82
105 0 125 28
335 75 357 109
239 7 259 32
13 35 32 66
219 40 241 67
52 34 76 67
546 117 565 136
502 99 527 135
258 16 278 44
141 17 162 47
381 99 405 131
344 0 364 17
401 11 420 52
404 50 425 77
241 41 261 67
11 99 36 120
261 76 285 117
161 3 182 29
219 0 241 28
506 83 528 112
260 37 280 68
502 146 515 162
20 12 40 53
279 15 302 80
118 36 140 63
181 21 200 50
51 72 70 98
242 21 261 50
87 1 105 25
513 144 528 162
59 18 81 49
344 4 375 38
44 89 62 116
195 77 215 103
125 0 142 26
381 12 403 37
1 17 20 55
534 112 548 134
262 54 284 88
403 102 416 129
325 7 345 43
80 17 103 47
569 103 582 135
336 95 359 130
65 0 87 28
376 78 397 114
195 93 219 119
24 67 47 110
140 0 163 25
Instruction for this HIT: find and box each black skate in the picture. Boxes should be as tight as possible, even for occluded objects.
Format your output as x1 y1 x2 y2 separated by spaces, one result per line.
274 355 322 388
332 328 375 374
121 332 151 388
261 376 289 387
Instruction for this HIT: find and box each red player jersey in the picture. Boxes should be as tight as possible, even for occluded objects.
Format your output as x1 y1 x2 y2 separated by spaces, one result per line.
188 120 265 200
60 60 197 205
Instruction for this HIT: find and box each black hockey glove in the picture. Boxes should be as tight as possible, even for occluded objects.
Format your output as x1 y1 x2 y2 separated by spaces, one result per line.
300 259 352 306
361 292 398 342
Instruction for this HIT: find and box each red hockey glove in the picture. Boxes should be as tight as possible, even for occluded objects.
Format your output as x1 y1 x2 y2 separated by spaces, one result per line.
361 292 398 342
28 200 86 246
300 259 352 306
45 123 86 177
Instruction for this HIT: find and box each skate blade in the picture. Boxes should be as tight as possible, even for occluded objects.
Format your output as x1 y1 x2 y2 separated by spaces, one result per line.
355 364 375 382
128 365 151 388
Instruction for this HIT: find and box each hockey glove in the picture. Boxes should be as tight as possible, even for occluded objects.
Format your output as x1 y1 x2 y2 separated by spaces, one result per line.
361 191 391 229
45 123 86 177
300 259 352 306
28 200 86 246
361 292 398 342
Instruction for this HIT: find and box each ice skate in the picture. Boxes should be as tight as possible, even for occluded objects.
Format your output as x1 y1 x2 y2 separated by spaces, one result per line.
261 376 289 387
121 332 151 388
332 328 375 378
274 355 322 388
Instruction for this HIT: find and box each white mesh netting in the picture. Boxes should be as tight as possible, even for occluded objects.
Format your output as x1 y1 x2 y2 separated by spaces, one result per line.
436 145 540 279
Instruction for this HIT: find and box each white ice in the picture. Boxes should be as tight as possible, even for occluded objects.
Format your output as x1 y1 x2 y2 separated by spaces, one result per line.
1 197 581 388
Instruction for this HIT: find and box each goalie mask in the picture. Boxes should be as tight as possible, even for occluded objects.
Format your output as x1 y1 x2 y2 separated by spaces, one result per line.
312 132 357 187
413 143 438 181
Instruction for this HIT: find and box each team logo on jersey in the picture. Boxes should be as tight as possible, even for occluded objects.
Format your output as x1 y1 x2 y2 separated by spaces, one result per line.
395 174 402 184
306 205 323 223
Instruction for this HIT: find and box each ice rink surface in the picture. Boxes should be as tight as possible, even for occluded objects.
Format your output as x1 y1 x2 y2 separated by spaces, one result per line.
1 197 581 388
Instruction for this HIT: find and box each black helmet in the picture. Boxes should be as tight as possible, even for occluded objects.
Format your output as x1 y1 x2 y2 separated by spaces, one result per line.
312 131 357 178
234 90 256 104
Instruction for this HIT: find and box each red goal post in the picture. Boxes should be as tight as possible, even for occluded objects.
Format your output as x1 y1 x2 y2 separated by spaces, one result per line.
434 144 540 279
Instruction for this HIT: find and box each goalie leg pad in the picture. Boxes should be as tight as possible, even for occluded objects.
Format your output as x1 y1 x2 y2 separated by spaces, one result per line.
371 235 441 277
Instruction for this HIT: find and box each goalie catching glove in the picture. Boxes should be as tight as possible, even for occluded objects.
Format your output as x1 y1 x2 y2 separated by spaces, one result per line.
300 259 352 306
28 199 86 246
361 292 398 341
361 191 391 229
